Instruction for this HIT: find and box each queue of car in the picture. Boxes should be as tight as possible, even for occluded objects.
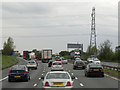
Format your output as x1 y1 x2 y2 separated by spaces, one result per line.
8 55 104 88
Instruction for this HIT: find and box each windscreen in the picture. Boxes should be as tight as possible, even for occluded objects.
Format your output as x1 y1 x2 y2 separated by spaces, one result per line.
46 73 70 79
11 65 25 70
76 61 84 65
89 65 102 68
53 62 61 65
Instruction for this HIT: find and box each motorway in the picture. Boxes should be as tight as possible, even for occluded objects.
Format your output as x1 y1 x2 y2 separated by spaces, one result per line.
1 57 119 89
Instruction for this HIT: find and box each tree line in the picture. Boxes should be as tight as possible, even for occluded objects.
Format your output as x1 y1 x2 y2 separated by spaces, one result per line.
59 40 120 61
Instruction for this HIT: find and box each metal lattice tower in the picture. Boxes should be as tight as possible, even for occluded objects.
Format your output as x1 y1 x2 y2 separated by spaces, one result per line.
90 7 97 55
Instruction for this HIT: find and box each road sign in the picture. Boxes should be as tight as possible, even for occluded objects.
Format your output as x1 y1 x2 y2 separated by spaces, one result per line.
67 44 83 49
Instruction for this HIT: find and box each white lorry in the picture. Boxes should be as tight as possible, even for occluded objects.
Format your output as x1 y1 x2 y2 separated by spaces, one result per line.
42 49 52 63
29 52 36 60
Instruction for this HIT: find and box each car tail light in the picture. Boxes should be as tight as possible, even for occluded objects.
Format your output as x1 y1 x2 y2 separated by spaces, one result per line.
67 82 71 86
100 69 103 71
9 70 11 74
88 68 92 71
35 62 36 64
45 82 49 86
24 70 27 74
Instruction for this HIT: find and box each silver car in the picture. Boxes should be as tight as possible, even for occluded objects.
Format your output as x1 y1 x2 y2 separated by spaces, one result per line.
51 61 63 70
62 58 68 64
27 60 37 69
41 71 75 88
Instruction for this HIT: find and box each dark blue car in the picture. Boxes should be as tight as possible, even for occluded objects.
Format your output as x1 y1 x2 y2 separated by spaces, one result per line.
8 65 30 82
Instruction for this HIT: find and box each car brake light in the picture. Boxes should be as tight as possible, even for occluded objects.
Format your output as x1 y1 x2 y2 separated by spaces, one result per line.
100 69 103 71
88 69 92 71
45 82 49 86
9 70 11 74
35 62 36 64
67 82 71 86
24 70 27 74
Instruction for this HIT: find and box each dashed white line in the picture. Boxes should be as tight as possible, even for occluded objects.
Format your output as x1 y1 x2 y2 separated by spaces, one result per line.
105 74 120 81
39 78 41 80
42 74 43 75
0 76 8 82
80 83 84 87
71 73 74 75
75 77 78 80
43 71 45 73
33 84 37 87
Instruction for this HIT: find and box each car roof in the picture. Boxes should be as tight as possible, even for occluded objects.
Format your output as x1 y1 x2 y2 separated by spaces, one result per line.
88 63 102 67
47 71 68 74
11 65 26 69
53 61 62 63
75 60 83 62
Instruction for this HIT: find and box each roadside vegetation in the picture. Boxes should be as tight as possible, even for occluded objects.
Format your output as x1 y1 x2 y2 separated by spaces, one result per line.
0 37 18 69
59 40 120 63
104 68 120 79
0 55 18 69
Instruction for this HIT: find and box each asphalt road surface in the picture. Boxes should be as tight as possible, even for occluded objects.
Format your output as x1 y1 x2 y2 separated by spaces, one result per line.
1 57 119 89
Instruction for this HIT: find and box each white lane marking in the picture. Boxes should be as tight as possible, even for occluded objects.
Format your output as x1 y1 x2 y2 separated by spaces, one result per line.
75 77 78 80
105 74 120 81
0 76 8 82
80 83 84 87
34 84 37 87
42 74 43 75
68 63 72 65
39 78 41 80
71 73 74 75
43 71 45 73
68 70 71 72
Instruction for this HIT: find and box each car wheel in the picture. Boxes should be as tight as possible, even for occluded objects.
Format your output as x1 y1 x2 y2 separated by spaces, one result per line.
25 77 28 82
101 74 104 77
8 78 11 82
86 73 89 77
29 76 30 80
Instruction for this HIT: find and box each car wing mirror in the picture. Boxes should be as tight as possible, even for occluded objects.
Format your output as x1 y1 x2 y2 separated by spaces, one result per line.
71 76 75 80
41 76 44 80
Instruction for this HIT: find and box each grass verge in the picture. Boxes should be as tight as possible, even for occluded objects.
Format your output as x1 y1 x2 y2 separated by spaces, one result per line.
104 68 120 79
0 55 18 69
101 60 120 63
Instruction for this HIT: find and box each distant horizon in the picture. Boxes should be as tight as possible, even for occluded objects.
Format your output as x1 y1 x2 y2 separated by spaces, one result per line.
1 1 118 54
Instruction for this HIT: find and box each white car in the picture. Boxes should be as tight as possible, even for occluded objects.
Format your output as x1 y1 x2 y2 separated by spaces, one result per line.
27 60 37 69
75 58 81 61
51 61 63 70
87 58 94 63
41 71 75 88
62 58 68 64
93 58 101 65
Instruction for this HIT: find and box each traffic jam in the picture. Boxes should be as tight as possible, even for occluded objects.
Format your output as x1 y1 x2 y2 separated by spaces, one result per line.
8 49 104 88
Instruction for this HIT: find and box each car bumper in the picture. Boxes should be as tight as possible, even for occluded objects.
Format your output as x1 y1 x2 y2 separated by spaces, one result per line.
87 72 104 76
43 86 73 88
27 65 37 68
74 66 85 69
9 74 27 80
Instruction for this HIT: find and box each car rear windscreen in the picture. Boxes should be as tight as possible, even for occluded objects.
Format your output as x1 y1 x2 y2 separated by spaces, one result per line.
89 65 102 68
53 62 61 65
28 61 35 63
11 66 25 70
46 73 70 79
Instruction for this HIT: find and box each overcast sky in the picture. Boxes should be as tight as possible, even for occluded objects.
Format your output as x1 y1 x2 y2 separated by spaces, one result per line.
0 0 118 54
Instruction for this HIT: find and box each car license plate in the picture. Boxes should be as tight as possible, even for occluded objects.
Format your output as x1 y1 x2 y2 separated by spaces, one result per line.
53 82 63 85
15 76 21 78
94 69 99 71
56 66 59 68
78 66 82 67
